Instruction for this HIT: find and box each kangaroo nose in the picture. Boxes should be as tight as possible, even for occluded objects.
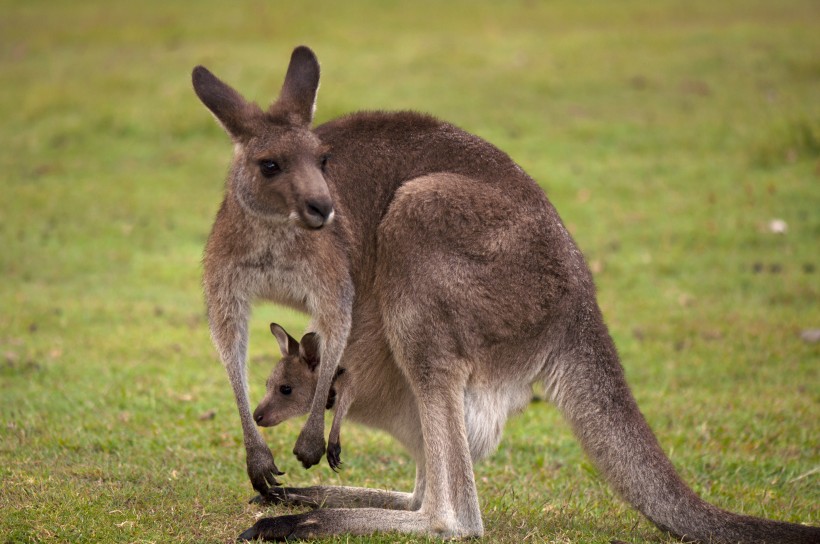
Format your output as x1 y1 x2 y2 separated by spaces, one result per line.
253 409 264 424
303 198 334 229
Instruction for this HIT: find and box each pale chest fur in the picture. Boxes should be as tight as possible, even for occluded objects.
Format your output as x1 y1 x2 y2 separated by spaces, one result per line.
230 221 324 314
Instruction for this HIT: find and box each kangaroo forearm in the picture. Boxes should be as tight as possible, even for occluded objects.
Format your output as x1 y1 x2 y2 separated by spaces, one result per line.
306 297 352 422
217 333 265 446
328 399 347 445
207 286 283 489
206 291 261 439
208 295 250 391
294 329 347 467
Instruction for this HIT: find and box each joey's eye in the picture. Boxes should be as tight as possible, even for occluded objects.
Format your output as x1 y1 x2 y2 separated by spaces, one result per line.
259 159 281 178
319 154 330 172
279 385 292 395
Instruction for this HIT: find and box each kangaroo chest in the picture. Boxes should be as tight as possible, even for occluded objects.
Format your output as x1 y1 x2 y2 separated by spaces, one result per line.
235 227 320 314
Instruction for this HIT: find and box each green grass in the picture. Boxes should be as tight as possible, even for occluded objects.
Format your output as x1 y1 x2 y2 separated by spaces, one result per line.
1 1 818 542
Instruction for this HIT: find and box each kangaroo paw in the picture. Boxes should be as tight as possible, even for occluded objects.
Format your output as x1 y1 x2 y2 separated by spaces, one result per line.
293 426 325 469
327 441 343 472
247 444 284 494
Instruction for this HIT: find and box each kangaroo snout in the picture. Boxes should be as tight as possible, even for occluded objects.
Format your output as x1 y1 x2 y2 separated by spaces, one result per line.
301 197 334 229
253 403 273 427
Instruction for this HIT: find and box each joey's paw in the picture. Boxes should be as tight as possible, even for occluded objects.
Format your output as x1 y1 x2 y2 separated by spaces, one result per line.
293 428 325 469
247 446 284 494
326 441 342 472
238 515 300 541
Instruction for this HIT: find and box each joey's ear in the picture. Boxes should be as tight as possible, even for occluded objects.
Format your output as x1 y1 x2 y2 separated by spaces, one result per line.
270 323 299 357
192 65 259 140
270 46 320 126
298 332 321 372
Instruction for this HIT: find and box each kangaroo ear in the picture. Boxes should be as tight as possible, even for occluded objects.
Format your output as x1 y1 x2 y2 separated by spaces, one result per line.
270 46 320 126
270 323 299 357
298 332 321 372
192 65 258 140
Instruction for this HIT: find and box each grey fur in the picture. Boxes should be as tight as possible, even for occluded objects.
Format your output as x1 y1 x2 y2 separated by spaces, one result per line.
192 46 819 543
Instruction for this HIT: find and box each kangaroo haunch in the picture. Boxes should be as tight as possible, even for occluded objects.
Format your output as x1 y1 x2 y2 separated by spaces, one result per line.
192 45 818 543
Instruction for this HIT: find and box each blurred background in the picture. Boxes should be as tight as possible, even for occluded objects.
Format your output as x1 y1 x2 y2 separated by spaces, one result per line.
1 1 817 542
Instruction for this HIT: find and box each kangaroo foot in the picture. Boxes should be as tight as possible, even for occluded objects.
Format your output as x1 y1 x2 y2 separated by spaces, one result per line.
238 515 302 541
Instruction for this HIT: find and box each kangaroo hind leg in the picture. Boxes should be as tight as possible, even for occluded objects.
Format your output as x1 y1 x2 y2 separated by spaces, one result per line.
239 358 482 540
408 358 484 538
239 370 483 540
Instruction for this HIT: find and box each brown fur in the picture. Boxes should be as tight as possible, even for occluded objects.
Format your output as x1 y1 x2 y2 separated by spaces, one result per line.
192 46 819 543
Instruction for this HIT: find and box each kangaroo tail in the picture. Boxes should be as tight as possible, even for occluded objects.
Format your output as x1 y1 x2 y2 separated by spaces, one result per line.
544 316 818 544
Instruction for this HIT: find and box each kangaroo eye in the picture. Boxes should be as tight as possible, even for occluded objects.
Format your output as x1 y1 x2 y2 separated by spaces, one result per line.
319 154 330 172
259 159 281 178
279 385 292 395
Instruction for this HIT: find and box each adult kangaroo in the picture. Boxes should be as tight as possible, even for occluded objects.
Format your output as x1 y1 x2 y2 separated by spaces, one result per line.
192 46 818 542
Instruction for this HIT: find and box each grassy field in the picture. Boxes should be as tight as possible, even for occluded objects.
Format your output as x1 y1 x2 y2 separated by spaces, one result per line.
1 1 818 542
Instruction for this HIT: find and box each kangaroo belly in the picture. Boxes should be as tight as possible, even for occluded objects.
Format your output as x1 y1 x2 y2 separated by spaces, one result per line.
464 383 532 461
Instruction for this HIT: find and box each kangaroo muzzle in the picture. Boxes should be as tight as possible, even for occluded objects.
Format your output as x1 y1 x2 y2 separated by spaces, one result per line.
301 196 334 229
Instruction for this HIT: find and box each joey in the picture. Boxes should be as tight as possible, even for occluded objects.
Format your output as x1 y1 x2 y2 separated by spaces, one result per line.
254 324 351 472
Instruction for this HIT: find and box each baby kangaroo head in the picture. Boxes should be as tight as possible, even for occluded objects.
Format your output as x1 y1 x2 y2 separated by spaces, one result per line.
192 46 334 229
253 323 321 427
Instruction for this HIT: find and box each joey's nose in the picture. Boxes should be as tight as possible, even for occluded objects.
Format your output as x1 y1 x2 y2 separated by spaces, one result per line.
303 198 334 229
253 409 264 424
